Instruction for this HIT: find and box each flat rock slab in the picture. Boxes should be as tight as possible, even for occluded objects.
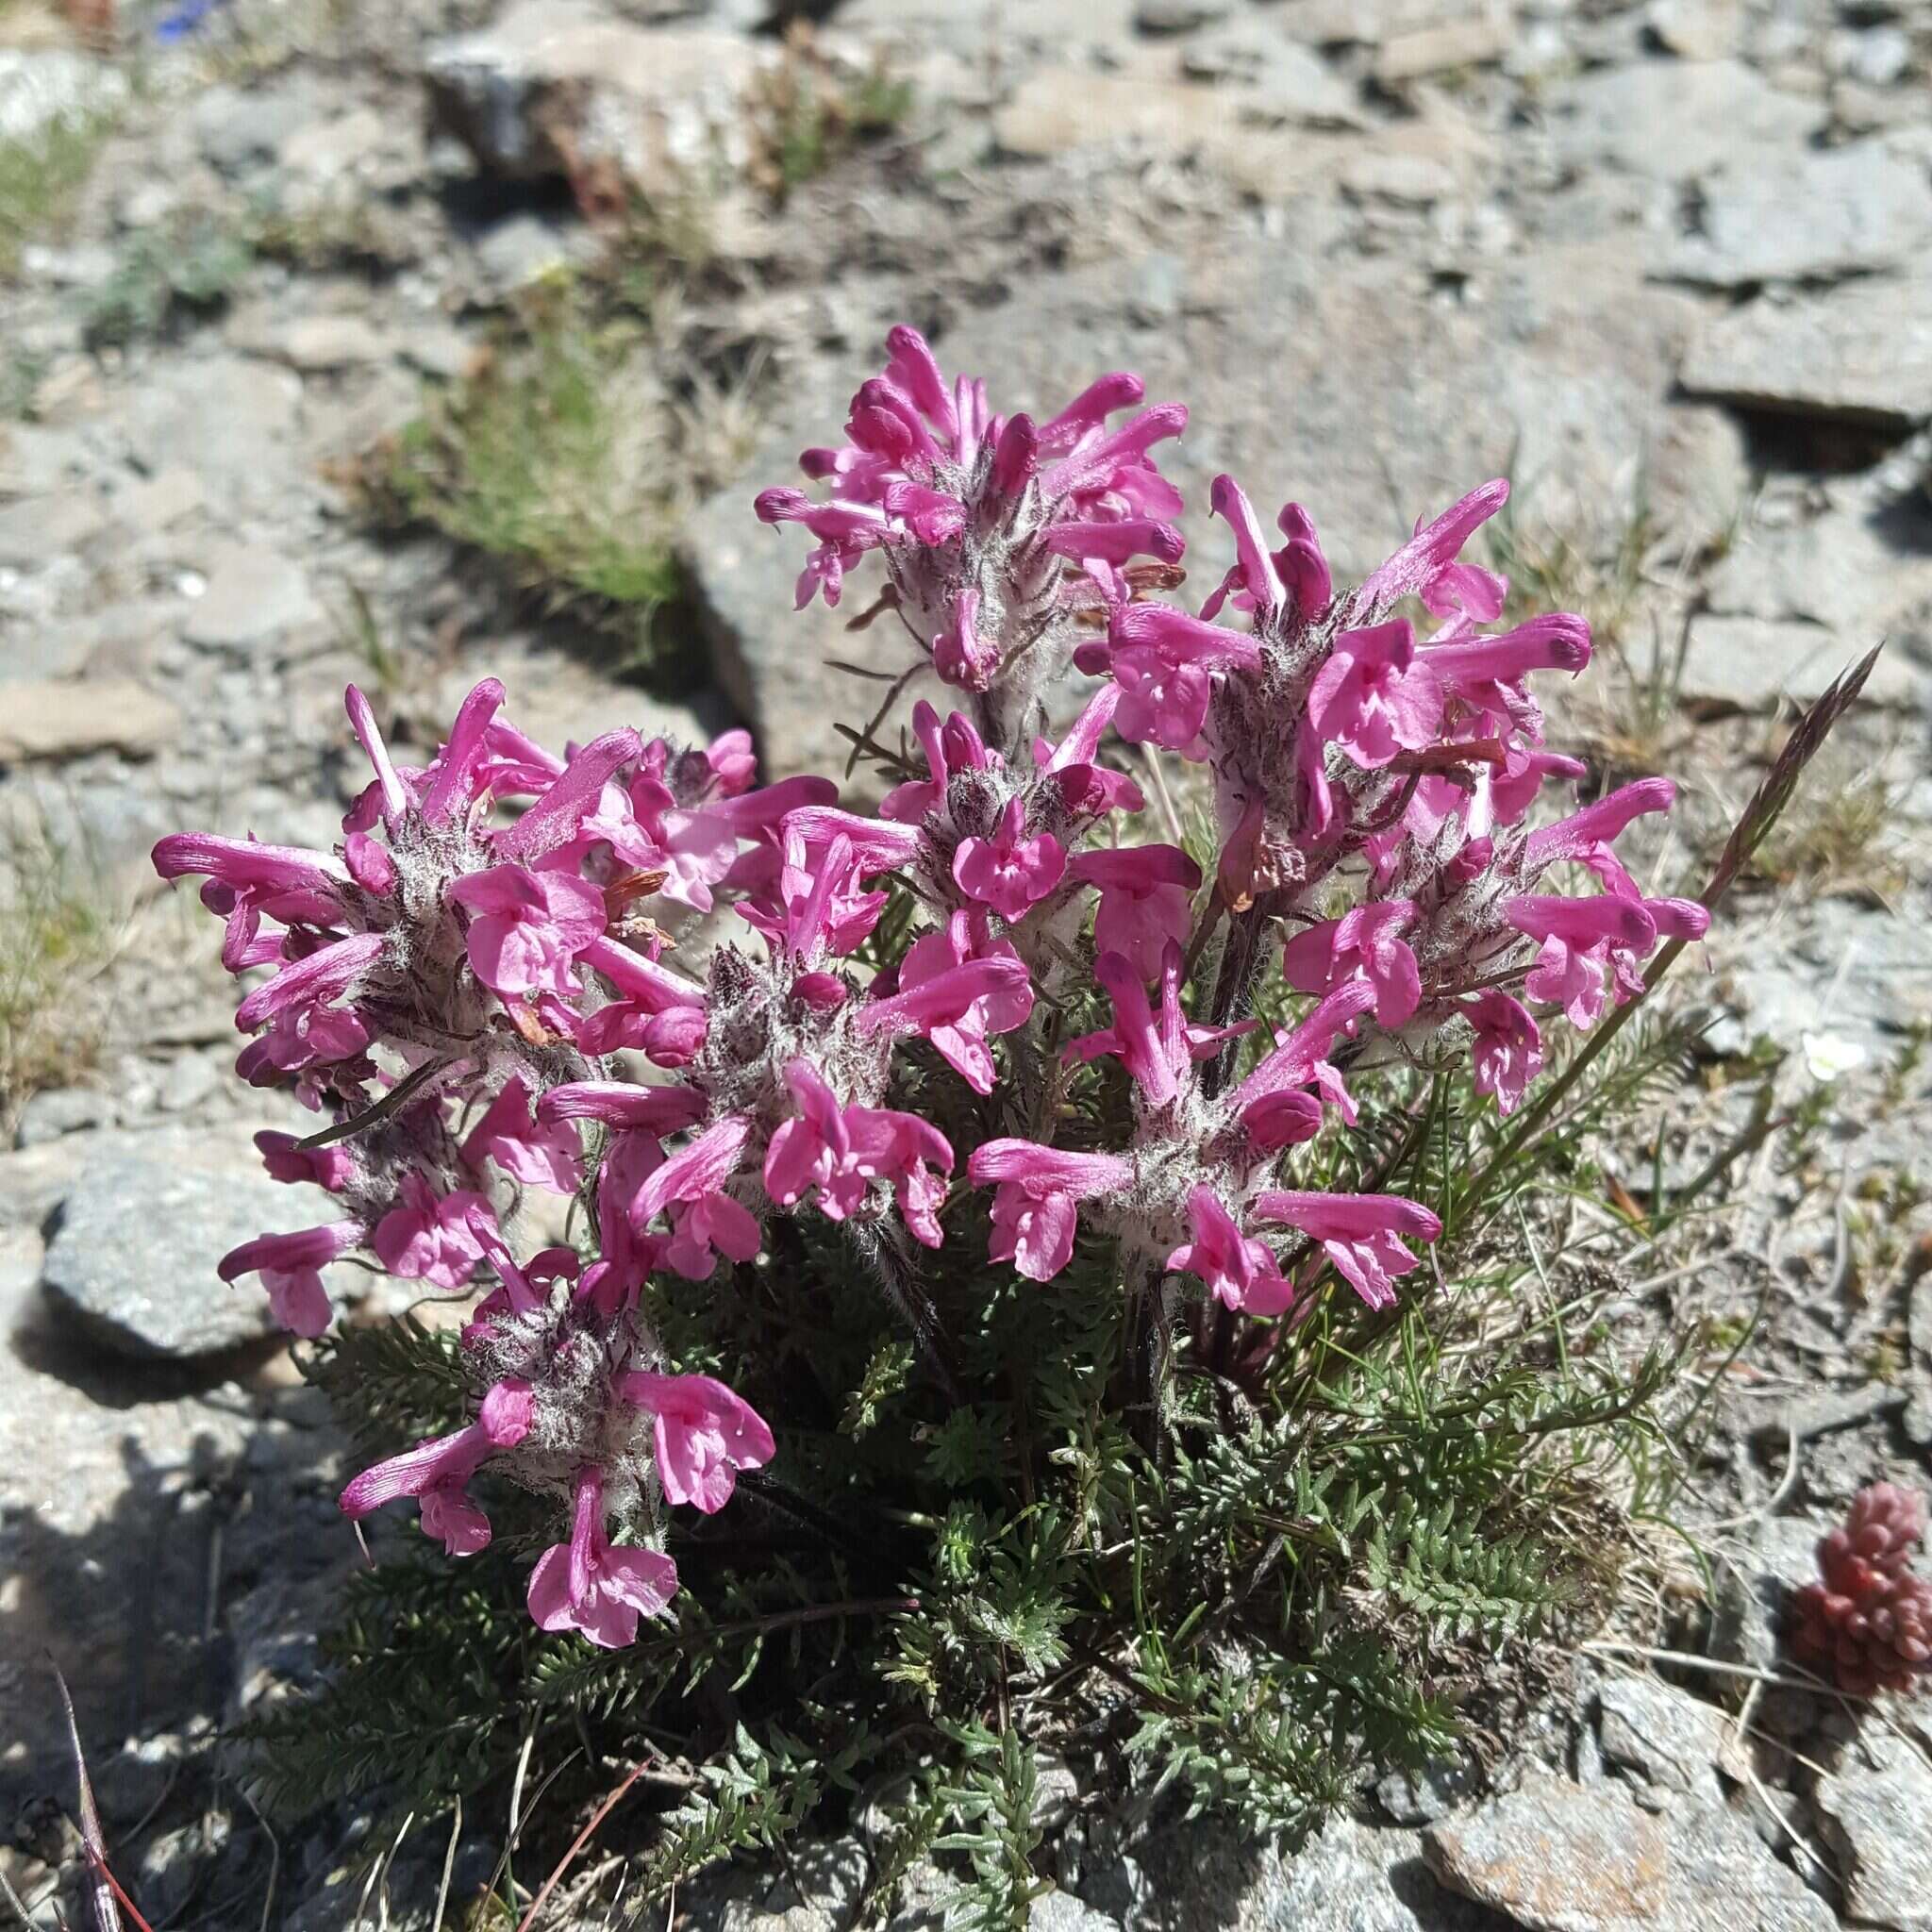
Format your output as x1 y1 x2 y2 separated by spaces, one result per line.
0 676 182 761
41 1156 325 1359
1814 1727 1932 1932
1666 143 1932 286
181 542 325 652
1683 615 1918 708
1680 275 1932 430
1424 1774 1835 1931
1548 59 1820 183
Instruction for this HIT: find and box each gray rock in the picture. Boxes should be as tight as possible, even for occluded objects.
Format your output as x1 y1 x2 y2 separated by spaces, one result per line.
425 2 758 195
1375 15 1509 84
1378 1757 1483 1824
1548 59 1820 183
40 1155 332 1358
1135 0 1228 31
1680 276 1932 433
1597 1677 1728 1802
1907 1276 1932 1447
1643 0 1741 61
0 677 183 762
1424 1774 1835 1931
120 356 303 518
1681 616 1917 709
227 311 391 374
1668 144 1932 287
111 467 209 537
181 543 325 652
0 489 108 566
676 1833 868 1930
1179 26 1367 128
1826 25 1911 87
157 1051 221 1115
473 211 588 291
16 1086 115 1146
1230 1812 1498 1930
1715 903 1932 1058
1814 1725 1932 1932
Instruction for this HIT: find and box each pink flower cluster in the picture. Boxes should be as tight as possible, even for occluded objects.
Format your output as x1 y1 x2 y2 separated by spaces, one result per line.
158 326 1707 1649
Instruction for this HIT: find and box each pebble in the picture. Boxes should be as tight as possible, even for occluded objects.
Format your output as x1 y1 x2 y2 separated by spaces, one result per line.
0 489 108 567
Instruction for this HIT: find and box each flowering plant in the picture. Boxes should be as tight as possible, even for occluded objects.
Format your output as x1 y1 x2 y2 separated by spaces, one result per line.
158 329 1864 1918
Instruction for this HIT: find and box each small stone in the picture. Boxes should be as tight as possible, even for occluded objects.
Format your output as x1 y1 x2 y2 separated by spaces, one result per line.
16 1088 114 1147
1643 0 1740 60
1825 25 1910 87
40 1156 333 1359
1030 1894 1118 1931
1135 0 1228 31
0 490 108 567
111 467 208 536
1597 1677 1728 1801
1814 1725 1932 1932
277 105 389 180
156 1053 220 1115
396 320 479 382
474 212 580 291
1375 16 1509 84
1379 1757 1482 1824
424 4 759 199
1341 149 1458 207
230 312 391 374
1180 25 1367 127
0 677 183 761
1682 616 1918 710
180 543 325 652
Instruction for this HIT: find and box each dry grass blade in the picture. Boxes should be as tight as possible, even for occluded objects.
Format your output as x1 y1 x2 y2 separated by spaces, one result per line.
512 1760 651 1932
51 1664 150 1932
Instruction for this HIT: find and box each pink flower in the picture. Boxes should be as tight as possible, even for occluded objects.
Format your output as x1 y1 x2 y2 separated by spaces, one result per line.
255 1129 356 1192
535 1080 708 1137
863 912 1034 1093
1233 979 1377 1137
449 864 608 1000
969 1141 1132 1282
371 1174 493 1291
619 1116 763 1280
339 1378 534 1556
1102 605 1263 752
1280 901 1422 1027
1070 846 1201 982
1356 478 1510 622
617 1371 775 1513
218 1221 360 1337
233 930 384 1037
1507 893 1657 1028
1168 1187 1293 1315
739 829 889 965
1463 991 1541 1115
880 703 996 825
1307 621 1444 771
933 587 997 690
527 1467 678 1649
1032 684 1145 818
762 1060 954 1245
462 1074 583 1194
1251 1191 1441 1311
573 937 708 1064
953 799 1068 922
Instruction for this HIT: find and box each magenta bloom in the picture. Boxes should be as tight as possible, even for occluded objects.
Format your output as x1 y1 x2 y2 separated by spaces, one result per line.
1071 845 1201 982
1507 893 1657 1028
1307 621 1444 771
762 1060 955 1246
1355 478 1511 621
1463 991 1542 1115
462 1074 583 1194
618 1371 776 1513
527 1467 678 1650
969 1141 1133 1282
450 863 608 1000
953 798 1068 923
1232 979 1377 1139
339 1378 534 1557
218 1221 360 1337
1168 1188 1293 1316
618 1116 764 1280
371 1174 493 1291
255 1128 356 1192
1280 902 1422 1027
1252 1191 1442 1312
1103 604 1262 752
867 913 1034 1093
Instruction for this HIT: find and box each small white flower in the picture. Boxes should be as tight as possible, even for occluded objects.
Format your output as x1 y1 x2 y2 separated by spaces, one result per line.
1802 1031 1868 1083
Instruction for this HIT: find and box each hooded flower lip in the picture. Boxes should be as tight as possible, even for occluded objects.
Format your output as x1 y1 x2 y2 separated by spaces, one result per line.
1280 902 1422 1029
1463 990 1542 1116
527 1467 678 1651
1251 1191 1442 1311
953 798 1069 922
1307 620 1444 771
449 863 608 1000
218 1221 360 1337
860 914 1034 1094
968 1141 1134 1283
1070 845 1201 983
1168 1187 1293 1316
617 1371 776 1513
1354 477 1510 621
536 1081 708 1136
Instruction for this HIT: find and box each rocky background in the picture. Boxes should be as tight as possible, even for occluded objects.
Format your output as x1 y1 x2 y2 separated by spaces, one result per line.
1 0 1930 1925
